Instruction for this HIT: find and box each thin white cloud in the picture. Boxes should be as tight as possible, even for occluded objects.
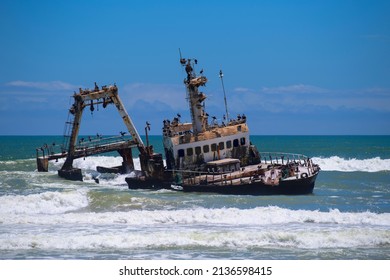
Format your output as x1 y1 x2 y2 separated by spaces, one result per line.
229 84 390 113
260 84 329 94
234 87 252 93
6 80 79 91
16 96 47 103
0 80 78 110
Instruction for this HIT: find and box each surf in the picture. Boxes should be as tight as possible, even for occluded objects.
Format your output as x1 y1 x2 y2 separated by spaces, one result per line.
312 156 390 172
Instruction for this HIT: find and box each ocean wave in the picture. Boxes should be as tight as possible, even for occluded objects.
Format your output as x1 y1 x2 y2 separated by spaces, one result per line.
2 229 389 250
1 206 388 250
1 221 388 251
312 156 390 172
52 156 141 171
2 206 389 226
0 189 89 215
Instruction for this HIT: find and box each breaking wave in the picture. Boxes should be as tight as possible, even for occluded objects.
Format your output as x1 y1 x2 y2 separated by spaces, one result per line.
1 205 389 226
2 227 389 251
0 206 389 250
51 156 142 172
0 189 89 215
312 156 390 172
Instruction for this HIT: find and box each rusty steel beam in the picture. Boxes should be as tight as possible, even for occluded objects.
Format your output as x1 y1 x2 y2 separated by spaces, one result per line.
37 83 147 181
37 140 138 163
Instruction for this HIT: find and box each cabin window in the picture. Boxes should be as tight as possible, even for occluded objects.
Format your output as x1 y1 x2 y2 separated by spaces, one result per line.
237 125 241 131
203 145 209 153
233 139 239 147
211 143 217 152
226 140 232 149
195 146 201 155
240 137 246 145
219 142 225 150
178 149 185 157
186 147 193 156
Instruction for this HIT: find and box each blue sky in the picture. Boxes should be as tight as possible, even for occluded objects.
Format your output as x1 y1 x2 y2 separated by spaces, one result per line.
1 0 389 135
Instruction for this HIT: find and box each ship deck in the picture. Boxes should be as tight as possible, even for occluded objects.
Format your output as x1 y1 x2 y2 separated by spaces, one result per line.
181 163 316 187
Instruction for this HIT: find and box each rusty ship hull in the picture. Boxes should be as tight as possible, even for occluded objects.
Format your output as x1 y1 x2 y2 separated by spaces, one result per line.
178 172 318 195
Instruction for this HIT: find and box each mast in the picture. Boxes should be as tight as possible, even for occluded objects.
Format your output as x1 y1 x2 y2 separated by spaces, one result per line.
180 57 208 135
219 70 229 122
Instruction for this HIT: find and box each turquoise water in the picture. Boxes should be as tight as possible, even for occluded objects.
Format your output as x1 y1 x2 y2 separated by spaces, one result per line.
2 135 389 160
0 135 389 259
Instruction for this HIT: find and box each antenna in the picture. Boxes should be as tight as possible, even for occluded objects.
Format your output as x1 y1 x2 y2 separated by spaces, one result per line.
219 69 229 122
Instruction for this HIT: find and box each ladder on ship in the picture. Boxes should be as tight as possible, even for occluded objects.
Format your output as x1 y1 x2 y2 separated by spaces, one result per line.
62 110 75 153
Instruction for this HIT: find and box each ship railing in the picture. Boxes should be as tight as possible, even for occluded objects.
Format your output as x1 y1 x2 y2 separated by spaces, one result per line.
36 135 133 159
259 152 310 165
76 135 132 150
36 143 67 159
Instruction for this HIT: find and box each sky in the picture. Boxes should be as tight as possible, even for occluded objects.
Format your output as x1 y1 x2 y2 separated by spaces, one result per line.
0 0 389 135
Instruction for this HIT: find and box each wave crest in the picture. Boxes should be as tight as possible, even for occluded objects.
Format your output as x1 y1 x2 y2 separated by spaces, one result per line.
0 190 89 215
312 156 390 172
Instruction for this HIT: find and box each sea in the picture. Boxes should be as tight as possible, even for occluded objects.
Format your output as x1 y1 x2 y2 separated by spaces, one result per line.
0 135 389 260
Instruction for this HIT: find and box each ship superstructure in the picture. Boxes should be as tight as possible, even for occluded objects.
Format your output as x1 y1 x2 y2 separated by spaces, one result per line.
162 57 260 172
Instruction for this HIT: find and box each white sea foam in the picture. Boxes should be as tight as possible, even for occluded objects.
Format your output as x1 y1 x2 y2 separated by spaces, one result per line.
1 206 389 226
52 156 136 171
312 156 390 172
1 219 388 251
0 189 89 215
1 206 389 250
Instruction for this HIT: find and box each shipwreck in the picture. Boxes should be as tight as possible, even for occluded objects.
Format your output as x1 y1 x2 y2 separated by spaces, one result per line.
36 56 320 195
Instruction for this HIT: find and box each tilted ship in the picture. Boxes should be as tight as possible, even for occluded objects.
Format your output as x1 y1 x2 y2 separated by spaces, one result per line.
125 56 320 195
35 55 319 195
